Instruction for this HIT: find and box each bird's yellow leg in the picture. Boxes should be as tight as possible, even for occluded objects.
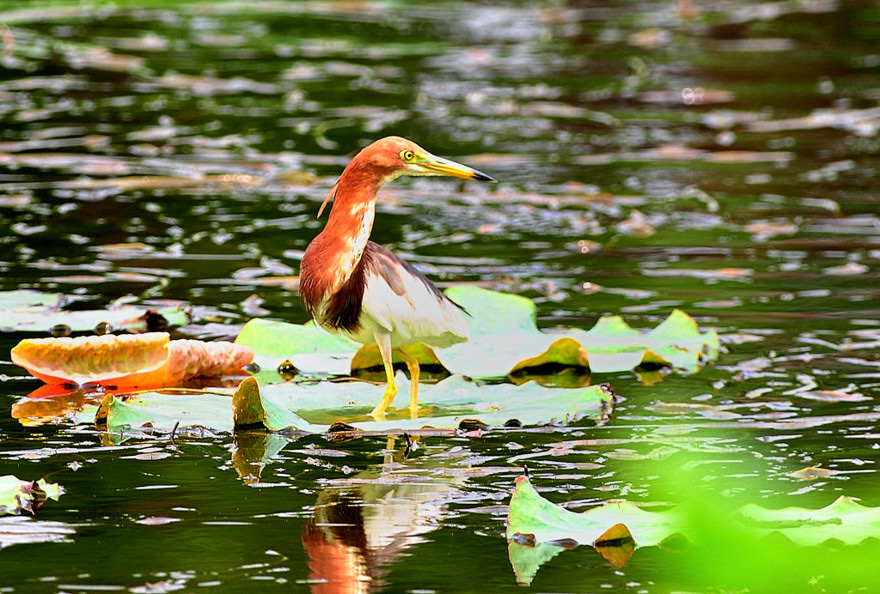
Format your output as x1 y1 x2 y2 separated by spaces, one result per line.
369 333 397 421
394 348 421 419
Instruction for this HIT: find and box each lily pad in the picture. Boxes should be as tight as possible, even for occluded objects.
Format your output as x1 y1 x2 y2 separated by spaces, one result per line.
11 332 253 389
506 474 680 584
506 474 880 585
234 318 357 379
0 290 190 334
91 390 237 432
506 474 680 549
738 495 880 546
0 476 63 516
235 287 718 382
80 374 616 434
439 286 719 377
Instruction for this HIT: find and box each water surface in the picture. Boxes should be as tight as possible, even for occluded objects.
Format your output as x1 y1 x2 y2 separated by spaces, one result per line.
2 1 880 591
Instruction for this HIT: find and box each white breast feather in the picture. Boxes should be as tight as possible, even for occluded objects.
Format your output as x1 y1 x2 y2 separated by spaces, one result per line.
356 267 469 349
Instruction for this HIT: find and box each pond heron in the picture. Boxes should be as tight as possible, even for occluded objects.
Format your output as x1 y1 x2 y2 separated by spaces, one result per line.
299 136 496 420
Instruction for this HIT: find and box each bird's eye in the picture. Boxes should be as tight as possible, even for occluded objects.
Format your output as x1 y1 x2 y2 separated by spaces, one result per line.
401 150 415 162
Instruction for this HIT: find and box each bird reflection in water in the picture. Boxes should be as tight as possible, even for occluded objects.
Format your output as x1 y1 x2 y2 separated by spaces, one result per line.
302 490 376 593
301 436 465 593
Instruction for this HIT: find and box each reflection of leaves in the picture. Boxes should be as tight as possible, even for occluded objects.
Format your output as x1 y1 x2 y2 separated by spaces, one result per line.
12 332 253 388
11 388 101 427
236 287 719 381
230 431 289 484
0 476 62 516
85 374 615 434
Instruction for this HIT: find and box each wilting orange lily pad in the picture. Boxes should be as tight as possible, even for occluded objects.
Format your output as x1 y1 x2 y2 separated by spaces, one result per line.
11 332 253 389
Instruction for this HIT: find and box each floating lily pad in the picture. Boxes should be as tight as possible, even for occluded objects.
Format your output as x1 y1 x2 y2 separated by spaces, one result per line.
506 474 680 584
79 374 616 435
507 474 680 549
506 474 880 585
91 390 237 432
234 318 357 379
737 495 880 546
235 286 719 381
440 286 718 376
0 290 190 334
0 476 62 516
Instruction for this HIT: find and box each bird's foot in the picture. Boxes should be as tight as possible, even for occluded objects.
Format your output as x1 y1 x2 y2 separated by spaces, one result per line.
400 351 421 420
369 383 397 421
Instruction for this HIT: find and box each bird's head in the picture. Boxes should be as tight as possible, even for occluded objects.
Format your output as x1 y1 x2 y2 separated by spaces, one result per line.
361 136 496 183
317 136 496 218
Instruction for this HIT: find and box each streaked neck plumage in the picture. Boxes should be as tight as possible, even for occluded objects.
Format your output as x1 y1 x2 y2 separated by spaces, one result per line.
299 153 397 314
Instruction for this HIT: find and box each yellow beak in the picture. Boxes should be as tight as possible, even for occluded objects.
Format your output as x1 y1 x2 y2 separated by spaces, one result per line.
417 154 496 182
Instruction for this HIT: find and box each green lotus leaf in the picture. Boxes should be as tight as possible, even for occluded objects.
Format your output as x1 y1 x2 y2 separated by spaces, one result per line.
737 495 880 546
78 374 615 434
506 474 880 586
506 474 680 548
235 286 719 382
0 475 63 516
234 318 358 379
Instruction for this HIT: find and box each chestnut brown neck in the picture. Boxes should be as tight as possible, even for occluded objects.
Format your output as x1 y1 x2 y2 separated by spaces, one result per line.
299 156 392 316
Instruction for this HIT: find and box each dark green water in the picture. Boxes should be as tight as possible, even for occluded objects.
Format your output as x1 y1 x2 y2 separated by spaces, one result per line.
3 0 880 591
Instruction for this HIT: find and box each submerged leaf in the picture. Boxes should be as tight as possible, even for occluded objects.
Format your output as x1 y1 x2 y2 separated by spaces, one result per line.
11 332 253 388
